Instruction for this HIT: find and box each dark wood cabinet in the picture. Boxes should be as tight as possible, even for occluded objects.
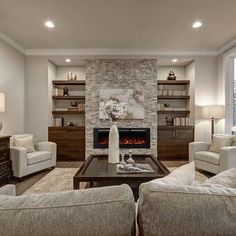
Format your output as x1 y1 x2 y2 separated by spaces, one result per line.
48 127 85 161
0 136 12 186
157 126 194 160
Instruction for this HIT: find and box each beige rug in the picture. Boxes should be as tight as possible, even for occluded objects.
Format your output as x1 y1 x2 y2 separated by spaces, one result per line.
23 168 79 195
23 167 209 195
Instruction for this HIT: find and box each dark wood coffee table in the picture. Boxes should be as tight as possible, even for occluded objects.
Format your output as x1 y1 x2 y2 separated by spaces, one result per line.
73 154 169 199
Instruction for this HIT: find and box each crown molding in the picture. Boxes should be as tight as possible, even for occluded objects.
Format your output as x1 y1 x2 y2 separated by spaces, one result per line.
0 32 25 54
25 48 217 56
2 31 236 57
217 38 236 55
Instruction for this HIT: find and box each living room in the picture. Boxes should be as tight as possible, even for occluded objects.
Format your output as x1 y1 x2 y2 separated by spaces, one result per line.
0 0 236 235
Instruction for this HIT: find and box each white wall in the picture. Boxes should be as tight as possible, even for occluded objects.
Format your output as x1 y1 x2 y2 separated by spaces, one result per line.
48 61 56 126
25 56 49 141
194 56 218 142
0 38 25 135
185 61 195 125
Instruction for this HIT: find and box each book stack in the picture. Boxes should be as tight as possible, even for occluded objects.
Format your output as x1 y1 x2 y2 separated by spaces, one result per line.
173 117 190 126
52 117 64 127
68 107 78 111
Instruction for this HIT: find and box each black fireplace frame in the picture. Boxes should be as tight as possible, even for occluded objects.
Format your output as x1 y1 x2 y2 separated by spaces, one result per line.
93 128 150 149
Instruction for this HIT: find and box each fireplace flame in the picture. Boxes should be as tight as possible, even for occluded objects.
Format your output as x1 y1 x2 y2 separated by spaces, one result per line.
99 137 145 145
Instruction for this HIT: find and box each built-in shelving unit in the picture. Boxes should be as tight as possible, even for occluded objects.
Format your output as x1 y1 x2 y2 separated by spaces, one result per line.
48 64 86 161
157 62 195 160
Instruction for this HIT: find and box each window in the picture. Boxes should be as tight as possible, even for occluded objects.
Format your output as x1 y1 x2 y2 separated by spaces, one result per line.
234 58 236 126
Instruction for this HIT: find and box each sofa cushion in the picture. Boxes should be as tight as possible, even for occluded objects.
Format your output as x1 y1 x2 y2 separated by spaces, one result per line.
13 134 35 153
27 151 51 165
150 162 195 186
195 151 220 165
202 166 236 188
0 184 135 236
209 135 233 153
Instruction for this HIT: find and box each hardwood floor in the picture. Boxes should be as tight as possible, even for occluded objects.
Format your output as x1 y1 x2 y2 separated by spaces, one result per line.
14 160 186 196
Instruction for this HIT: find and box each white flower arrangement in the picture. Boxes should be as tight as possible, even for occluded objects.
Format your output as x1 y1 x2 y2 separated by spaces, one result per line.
104 97 127 122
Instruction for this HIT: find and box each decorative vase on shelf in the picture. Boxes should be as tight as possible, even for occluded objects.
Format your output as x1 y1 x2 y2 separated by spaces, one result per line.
108 122 120 164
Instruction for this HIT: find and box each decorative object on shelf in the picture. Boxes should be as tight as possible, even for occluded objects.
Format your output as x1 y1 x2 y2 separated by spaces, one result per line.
104 98 127 164
201 105 225 140
0 92 5 130
167 70 176 80
63 87 69 96
164 103 172 110
165 117 173 126
99 89 144 119
66 121 76 126
70 101 78 107
67 72 77 81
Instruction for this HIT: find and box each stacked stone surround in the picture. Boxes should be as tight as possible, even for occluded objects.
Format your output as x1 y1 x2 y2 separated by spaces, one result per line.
85 59 157 158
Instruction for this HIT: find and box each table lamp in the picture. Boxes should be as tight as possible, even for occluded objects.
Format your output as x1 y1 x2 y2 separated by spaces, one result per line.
0 93 5 130
202 105 224 140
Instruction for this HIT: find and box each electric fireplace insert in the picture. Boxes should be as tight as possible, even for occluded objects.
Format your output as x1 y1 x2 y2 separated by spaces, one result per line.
93 128 150 149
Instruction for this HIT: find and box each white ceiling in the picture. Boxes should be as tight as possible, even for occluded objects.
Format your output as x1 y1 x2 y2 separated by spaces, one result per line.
0 0 236 52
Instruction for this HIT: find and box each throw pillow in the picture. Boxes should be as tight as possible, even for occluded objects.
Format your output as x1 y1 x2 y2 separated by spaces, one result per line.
202 167 236 188
208 135 233 153
150 161 195 186
14 135 35 153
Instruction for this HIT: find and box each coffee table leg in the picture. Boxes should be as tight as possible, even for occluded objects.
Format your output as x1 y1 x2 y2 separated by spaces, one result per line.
73 178 80 189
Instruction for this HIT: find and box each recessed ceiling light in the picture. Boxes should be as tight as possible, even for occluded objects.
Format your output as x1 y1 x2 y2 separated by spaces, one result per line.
65 58 71 63
192 21 202 29
172 59 178 63
44 20 55 29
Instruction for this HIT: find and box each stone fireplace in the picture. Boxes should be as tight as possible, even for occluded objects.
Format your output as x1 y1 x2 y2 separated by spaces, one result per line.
85 59 157 158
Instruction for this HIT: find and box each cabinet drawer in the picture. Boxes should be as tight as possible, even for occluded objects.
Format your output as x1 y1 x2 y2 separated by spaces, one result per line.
0 161 11 177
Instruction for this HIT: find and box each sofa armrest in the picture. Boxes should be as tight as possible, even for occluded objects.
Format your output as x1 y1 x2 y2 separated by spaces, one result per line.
220 146 236 171
0 185 16 196
36 142 57 166
189 142 210 162
10 147 28 178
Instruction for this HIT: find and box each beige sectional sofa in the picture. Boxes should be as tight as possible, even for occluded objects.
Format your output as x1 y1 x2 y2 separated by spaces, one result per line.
1 183 236 236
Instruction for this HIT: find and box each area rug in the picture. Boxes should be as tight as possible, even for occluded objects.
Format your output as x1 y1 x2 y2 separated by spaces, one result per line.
22 167 209 195
23 168 79 195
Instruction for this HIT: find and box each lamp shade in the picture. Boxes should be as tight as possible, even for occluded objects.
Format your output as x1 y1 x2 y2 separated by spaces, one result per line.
0 93 5 112
202 105 224 119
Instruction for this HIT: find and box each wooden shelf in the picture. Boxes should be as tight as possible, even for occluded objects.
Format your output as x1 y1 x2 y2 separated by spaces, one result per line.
157 80 190 85
52 80 86 85
158 95 190 99
52 96 85 100
158 125 194 130
157 110 190 115
52 110 85 114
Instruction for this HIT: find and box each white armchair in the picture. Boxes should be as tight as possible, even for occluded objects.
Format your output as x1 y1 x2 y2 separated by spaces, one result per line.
189 134 236 174
10 134 56 178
